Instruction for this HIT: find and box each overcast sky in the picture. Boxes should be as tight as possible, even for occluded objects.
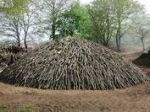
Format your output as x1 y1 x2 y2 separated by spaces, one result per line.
80 0 150 14
138 0 150 14
80 0 92 4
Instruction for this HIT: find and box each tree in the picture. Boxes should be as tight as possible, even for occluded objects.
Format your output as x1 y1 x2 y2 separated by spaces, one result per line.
57 1 91 38
130 10 150 52
21 1 40 49
57 12 76 37
88 0 115 46
0 15 22 47
0 0 32 48
0 0 39 48
43 0 71 40
113 0 135 51
0 0 29 15
88 0 144 49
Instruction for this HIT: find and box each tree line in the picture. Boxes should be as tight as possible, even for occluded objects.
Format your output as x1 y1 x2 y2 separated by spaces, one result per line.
0 0 150 51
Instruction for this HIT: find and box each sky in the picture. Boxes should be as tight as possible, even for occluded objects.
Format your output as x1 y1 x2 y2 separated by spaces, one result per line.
80 0 93 4
80 0 150 14
138 0 150 14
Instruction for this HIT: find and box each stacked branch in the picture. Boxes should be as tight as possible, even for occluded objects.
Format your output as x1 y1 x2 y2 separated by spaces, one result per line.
0 37 147 90
0 45 27 72
133 50 150 67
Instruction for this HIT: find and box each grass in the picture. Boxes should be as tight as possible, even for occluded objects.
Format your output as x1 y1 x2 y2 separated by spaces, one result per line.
0 105 34 112
0 106 7 112
16 106 33 112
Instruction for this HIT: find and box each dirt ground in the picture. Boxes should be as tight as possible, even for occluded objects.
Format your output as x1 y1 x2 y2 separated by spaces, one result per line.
0 82 150 112
0 51 150 112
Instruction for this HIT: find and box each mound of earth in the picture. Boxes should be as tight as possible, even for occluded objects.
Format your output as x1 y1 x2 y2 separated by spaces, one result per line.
0 37 147 90
133 50 150 67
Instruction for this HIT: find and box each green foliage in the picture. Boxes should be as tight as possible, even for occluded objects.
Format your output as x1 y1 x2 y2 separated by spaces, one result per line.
0 0 29 16
88 0 116 46
88 0 144 48
72 2 91 38
113 0 142 51
57 12 77 37
57 1 91 38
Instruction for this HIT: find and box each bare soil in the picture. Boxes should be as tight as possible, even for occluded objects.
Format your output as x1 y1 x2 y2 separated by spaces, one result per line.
0 82 150 112
0 51 150 112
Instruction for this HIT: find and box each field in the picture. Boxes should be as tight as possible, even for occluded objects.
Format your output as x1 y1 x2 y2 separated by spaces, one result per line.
0 51 150 112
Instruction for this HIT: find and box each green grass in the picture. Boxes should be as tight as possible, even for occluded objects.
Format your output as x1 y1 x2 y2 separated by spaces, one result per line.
16 105 33 112
0 106 7 112
0 105 35 112
16 106 33 112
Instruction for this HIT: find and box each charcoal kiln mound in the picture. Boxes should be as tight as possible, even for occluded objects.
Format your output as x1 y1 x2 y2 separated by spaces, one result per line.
0 37 147 90
133 50 150 67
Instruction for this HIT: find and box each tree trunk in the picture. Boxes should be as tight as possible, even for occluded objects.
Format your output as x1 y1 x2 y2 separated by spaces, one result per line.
17 39 21 47
116 33 121 52
51 22 56 40
51 2 56 40
16 35 21 48
24 36 27 49
115 19 122 52
16 24 21 48
141 37 145 52
24 31 28 49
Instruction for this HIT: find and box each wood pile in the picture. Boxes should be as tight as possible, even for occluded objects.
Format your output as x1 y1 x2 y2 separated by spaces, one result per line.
0 37 147 90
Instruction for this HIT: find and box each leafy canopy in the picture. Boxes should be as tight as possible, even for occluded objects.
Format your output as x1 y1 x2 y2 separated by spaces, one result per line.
0 0 29 15
57 1 91 38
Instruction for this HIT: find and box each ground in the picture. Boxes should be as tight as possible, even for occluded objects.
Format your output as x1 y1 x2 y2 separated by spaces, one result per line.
0 51 150 112
0 82 150 112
